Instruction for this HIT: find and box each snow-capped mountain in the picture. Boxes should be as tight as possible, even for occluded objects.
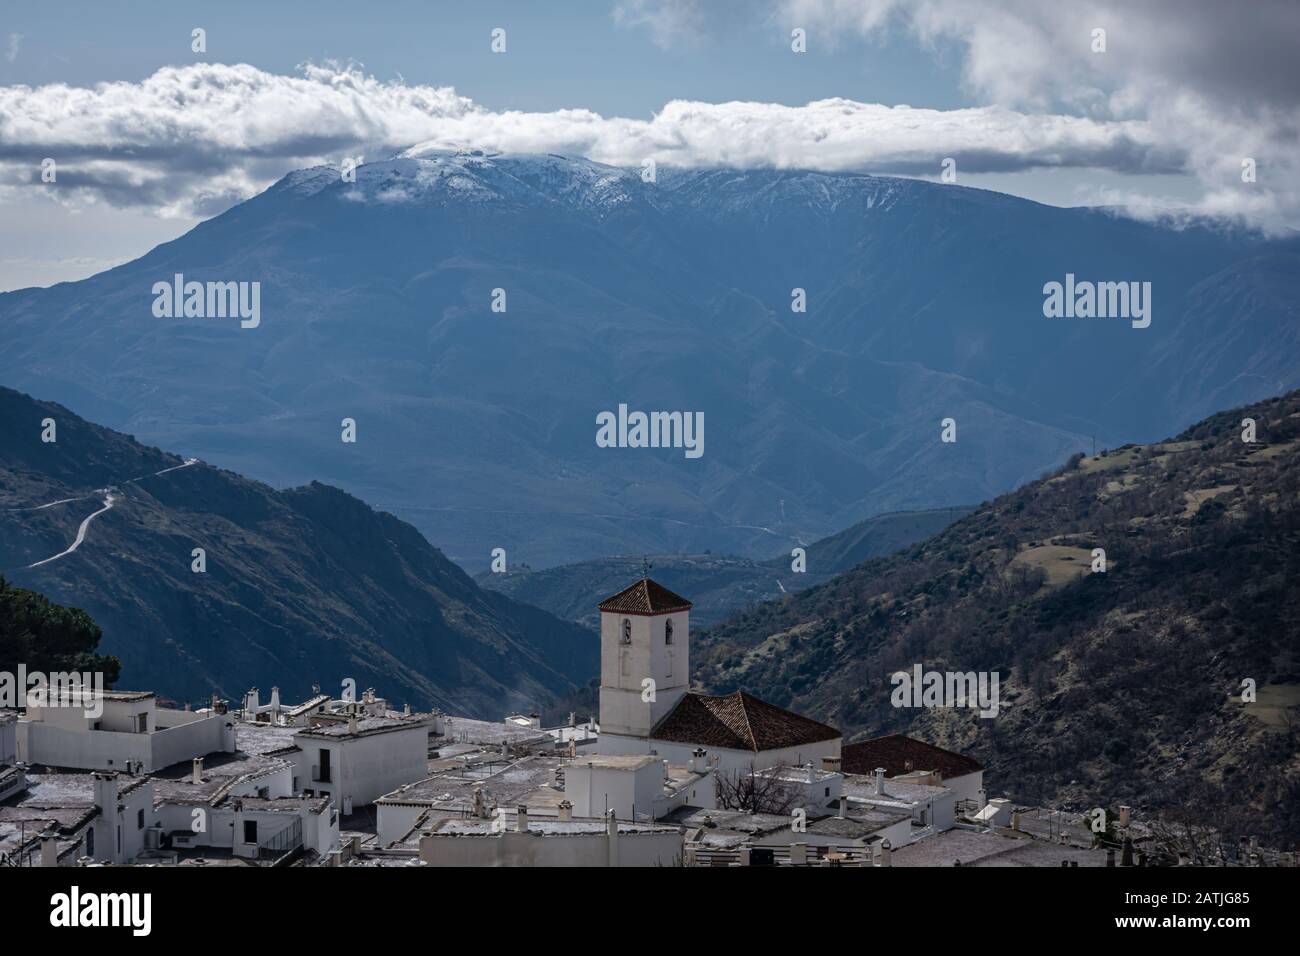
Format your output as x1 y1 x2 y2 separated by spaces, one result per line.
2 153 1297 568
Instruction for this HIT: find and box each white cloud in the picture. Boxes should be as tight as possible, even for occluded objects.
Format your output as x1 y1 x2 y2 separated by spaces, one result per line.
5 33 22 64
0 61 1178 221
612 0 711 48
773 0 1300 230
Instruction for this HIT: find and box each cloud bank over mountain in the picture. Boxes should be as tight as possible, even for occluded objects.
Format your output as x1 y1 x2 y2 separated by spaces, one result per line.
0 55 1246 226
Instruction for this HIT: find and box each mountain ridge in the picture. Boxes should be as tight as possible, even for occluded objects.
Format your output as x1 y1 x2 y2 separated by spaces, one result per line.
0 385 596 717
2 152 1297 567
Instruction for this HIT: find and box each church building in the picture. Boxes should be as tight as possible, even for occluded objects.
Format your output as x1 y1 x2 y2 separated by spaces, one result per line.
592 577 842 775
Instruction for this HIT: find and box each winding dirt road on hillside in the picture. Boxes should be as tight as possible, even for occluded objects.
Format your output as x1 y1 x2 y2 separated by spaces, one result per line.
15 458 199 569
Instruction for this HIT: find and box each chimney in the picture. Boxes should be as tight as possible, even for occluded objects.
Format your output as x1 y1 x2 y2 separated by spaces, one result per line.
978 788 988 810
821 755 841 774
473 787 487 820
403 703 411 716
347 714 358 735
558 800 573 822
805 762 817 785
689 747 707 773
878 838 892 867
40 827 59 867
1119 805 1131 827
515 805 529 833
92 772 119 816
192 757 203 785
567 740 576 758
1106 848 1116 867
269 687 281 712
874 767 886 796
606 809 619 867
838 795 848 819
328 849 343 867
568 711 576 728
1011 810 1021 831
245 687 259 716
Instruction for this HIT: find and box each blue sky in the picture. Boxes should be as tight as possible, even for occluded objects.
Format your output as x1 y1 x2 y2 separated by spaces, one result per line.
1 1 971 114
0 0 1293 291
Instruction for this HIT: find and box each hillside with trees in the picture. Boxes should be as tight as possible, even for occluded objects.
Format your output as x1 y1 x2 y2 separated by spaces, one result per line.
696 391 1300 846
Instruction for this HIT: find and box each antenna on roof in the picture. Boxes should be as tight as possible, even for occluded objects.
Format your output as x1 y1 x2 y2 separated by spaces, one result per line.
641 555 653 579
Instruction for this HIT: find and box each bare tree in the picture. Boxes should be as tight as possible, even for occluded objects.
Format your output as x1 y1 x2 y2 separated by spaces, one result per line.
714 764 803 815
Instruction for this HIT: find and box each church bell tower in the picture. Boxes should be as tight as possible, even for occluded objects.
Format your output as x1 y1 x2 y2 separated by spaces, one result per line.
595 577 692 741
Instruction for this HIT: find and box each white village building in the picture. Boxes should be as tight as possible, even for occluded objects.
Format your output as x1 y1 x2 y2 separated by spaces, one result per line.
417 806 683 868
16 690 236 773
841 734 986 807
293 713 430 814
0 713 23 802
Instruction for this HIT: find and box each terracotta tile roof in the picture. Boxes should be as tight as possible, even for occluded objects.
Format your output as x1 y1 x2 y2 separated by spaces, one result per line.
651 691 840 752
597 577 693 615
841 734 983 779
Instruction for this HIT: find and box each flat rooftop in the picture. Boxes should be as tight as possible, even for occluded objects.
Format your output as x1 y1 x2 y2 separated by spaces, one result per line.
233 722 299 755
842 774 950 805
664 807 795 835
570 754 659 771
378 752 564 810
436 716 550 747
297 715 429 740
890 827 1108 867
235 795 331 815
806 808 910 838
426 818 678 837
151 750 290 805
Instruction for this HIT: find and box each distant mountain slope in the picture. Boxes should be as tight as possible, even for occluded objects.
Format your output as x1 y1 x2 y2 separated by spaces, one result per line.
696 390 1300 845
478 506 972 629
0 386 595 717
2 152 1296 567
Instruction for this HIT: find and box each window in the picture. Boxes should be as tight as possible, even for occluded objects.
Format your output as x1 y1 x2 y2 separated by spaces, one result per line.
665 619 674 645
620 618 632 645
86 827 94 856
243 820 258 844
137 809 145 830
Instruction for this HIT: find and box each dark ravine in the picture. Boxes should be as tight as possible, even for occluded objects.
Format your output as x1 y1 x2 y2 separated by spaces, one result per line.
477 506 973 630
0 385 596 717
695 389 1300 845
